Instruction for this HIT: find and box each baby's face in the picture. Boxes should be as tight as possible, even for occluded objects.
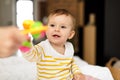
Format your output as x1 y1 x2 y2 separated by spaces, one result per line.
46 14 75 45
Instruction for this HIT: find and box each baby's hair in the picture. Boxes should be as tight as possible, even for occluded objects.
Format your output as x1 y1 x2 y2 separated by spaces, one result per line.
48 9 76 30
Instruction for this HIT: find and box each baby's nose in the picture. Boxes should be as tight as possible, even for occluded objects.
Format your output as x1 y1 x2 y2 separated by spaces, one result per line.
55 26 60 31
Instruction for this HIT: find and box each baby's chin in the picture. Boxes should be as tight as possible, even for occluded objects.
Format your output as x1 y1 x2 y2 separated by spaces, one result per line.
50 40 64 45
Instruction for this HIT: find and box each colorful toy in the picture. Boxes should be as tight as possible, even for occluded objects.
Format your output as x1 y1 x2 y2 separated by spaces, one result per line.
21 20 47 36
19 20 47 52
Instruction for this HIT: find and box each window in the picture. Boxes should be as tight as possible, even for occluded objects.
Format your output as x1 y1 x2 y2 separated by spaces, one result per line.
16 0 33 56
16 0 33 30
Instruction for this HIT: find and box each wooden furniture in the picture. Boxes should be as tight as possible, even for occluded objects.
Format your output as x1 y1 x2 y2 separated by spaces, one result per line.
83 13 96 64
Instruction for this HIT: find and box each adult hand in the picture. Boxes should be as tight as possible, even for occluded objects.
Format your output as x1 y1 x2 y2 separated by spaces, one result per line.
0 26 26 58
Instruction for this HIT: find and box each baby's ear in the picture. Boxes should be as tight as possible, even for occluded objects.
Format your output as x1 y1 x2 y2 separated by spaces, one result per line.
68 30 75 39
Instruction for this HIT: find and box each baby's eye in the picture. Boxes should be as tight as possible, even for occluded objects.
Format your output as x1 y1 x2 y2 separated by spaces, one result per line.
50 24 55 27
61 26 66 28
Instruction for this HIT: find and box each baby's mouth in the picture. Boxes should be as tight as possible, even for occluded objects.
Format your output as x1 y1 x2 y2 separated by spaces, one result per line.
52 34 60 38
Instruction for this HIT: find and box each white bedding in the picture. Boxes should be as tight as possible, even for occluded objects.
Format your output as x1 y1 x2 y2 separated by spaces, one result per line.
0 56 114 80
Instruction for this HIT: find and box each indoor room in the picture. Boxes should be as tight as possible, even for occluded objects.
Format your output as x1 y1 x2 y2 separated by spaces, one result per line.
0 0 120 80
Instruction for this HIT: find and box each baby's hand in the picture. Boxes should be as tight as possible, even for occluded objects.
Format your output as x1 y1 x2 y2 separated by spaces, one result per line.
85 75 100 80
19 34 32 53
73 73 86 80
73 73 100 80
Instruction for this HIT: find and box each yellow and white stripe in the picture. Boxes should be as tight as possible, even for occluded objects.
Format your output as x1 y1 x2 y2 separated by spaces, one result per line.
23 39 81 80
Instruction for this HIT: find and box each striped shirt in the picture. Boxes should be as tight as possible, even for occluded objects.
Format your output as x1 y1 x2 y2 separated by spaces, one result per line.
23 39 81 80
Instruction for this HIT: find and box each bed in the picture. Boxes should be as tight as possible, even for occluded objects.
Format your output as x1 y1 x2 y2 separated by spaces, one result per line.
0 55 114 80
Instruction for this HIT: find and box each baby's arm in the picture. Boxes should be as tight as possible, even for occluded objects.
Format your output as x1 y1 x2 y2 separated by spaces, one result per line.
71 58 86 80
22 44 42 62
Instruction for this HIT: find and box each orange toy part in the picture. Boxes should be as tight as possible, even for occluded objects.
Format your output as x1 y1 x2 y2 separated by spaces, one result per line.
23 20 34 29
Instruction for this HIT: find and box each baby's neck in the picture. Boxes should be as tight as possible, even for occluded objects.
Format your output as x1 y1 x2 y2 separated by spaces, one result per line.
50 43 65 55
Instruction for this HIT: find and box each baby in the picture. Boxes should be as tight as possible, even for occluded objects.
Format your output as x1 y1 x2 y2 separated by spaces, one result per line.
21 9 99 80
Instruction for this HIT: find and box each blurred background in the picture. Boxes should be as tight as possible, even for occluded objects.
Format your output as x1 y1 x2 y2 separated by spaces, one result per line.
0 0 120 66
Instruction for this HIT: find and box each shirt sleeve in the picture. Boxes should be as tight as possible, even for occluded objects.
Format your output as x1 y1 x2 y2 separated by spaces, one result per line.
22 44 42 62
71 58 81 74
